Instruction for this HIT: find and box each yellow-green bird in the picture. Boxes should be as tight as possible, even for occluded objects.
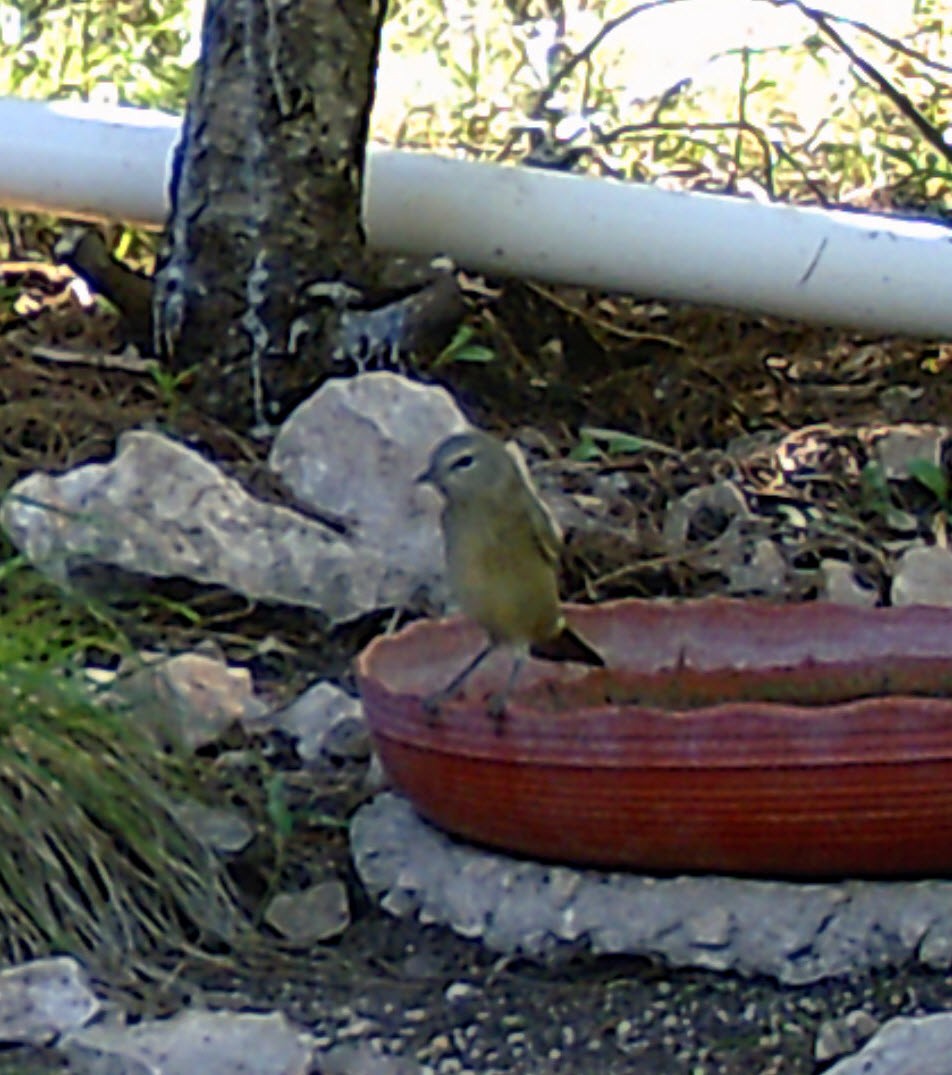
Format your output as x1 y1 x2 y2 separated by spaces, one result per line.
418 429 604 719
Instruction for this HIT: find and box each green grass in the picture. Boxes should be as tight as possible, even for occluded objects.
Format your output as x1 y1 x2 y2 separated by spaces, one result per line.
0 549 245 973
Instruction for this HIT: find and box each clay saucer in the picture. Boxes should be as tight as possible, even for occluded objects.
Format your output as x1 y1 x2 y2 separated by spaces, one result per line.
356 599 952 876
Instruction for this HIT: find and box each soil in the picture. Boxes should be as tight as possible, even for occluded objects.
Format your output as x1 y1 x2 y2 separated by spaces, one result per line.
3 251 952 1073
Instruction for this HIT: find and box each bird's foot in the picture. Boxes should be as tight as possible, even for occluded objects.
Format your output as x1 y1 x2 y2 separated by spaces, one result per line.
487 692 509 734
421 691 446 726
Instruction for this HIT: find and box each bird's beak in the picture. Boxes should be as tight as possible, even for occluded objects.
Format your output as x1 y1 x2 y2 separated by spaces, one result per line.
416 463 435 485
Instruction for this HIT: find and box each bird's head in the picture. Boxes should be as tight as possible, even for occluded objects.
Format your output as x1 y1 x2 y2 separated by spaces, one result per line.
417 430 514 505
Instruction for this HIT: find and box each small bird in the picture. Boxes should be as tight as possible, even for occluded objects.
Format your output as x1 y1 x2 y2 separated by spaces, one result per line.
418 429 604 720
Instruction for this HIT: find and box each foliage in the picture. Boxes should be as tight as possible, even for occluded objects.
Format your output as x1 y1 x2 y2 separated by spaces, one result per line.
0 0 195 262
0 0 193 111
377 0 951 211
434 323 497 366
0 547 244 972
570 424 681 459
1 0 947 261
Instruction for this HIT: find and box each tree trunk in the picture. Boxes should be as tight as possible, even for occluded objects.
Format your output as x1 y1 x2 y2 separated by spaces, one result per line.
153 0 459 428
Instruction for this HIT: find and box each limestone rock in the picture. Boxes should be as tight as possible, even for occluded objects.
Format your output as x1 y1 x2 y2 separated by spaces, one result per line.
264 880 351 944
824 1014 952 1075
0 958 99 1046
892 546 952 607
2 373 468 624
351 793 952 985
273 680 368 762
63 1008 314 1075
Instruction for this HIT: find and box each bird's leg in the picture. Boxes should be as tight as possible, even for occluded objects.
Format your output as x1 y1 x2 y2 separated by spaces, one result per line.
422 643 495 721
487 652 526 731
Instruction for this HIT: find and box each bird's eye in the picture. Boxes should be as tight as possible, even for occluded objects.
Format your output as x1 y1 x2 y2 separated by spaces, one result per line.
450 453 475 471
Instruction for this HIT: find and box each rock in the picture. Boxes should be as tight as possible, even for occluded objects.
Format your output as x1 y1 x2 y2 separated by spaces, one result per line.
898 902 936 948
891 546 952 606
1 430 355 619
274 680 369 762
2 373 469 625
918 922 952 969
116 649 269 749
270 371 469 611
685 906 734 948
824 1013 952 1075
661 480 750 561
814 1010 880 1062
318 1041 420 1075
870 424 946 480
0 957 99 1045
444 982 480 1005
820 559 879 606
264 879 351 944
727 537 787 597
364 751 390 792
63 1009 314 1075
172 799 254 854
350 792 952 984
661 481 788 598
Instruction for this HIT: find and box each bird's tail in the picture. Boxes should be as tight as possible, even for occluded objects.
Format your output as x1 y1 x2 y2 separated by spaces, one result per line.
530 622 604 667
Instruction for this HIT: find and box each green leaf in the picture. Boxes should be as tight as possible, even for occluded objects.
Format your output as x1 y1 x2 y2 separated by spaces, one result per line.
265 773 294 839
575 426 679 458
435 325 496 366
859 461 890 502
568 430 601 462
452 344 496 363
906 458 950 504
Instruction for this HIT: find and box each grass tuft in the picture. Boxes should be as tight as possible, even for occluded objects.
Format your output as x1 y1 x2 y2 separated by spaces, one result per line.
0 549 246 977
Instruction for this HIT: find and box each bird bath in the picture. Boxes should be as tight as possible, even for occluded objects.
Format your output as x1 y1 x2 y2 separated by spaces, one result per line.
357 598 952 876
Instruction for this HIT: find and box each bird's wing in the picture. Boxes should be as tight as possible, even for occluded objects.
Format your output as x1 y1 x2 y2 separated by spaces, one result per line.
504 440 563 566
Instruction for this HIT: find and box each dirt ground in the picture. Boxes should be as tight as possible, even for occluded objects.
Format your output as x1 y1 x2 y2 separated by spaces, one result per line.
3 253 952 1073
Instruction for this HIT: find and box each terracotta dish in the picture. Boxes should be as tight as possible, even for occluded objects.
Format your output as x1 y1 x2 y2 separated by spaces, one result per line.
356 599 952 876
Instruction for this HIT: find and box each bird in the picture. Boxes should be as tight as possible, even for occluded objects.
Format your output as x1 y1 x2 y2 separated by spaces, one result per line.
417 429 604 720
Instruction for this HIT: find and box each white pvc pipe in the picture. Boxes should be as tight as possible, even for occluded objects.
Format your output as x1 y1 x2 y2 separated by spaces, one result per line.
1 95 951 338
0 97 178 226
364 149 952 338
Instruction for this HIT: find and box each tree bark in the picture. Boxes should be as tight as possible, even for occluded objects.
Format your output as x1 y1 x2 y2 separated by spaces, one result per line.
153 0 458 428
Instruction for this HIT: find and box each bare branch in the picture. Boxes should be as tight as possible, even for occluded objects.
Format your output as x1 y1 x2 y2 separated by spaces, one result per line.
537 0 692 108
767 0 952 78
772 0 952 167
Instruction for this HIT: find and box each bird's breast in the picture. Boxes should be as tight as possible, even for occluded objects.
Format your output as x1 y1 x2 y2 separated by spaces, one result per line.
443 509 562 644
